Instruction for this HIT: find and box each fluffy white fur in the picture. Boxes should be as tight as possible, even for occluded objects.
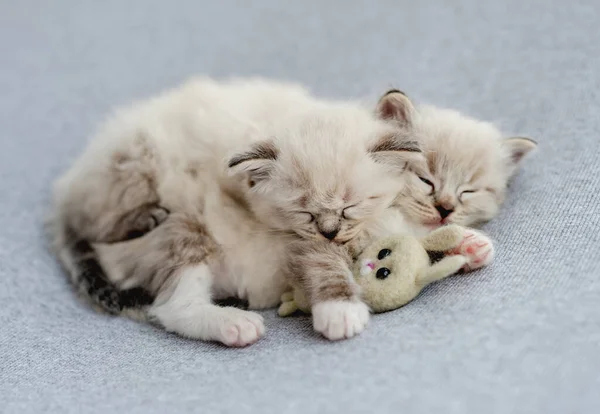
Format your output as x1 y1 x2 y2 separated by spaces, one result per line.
312 300 370 340
375 91 537 237
148 264 265 347
53 77 313 311
51 81 534 345
228 103 420 244
51 78 424 345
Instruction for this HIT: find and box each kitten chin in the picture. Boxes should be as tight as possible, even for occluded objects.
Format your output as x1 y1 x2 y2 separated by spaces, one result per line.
376 90 537 229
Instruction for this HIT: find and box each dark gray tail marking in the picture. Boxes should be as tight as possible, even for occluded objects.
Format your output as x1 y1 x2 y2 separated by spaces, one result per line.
67 228 154 314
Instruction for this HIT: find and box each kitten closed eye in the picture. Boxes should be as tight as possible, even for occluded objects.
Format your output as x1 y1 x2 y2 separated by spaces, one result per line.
341 205 359 220
458 189 477 202
298 212 315 223
418 176 435 195
379 94 536 230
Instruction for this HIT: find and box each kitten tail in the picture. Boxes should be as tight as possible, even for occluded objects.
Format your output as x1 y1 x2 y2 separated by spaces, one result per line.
48 215 154 315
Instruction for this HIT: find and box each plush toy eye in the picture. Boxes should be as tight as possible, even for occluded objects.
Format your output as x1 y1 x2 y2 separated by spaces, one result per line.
377 248 392 260
376 267 391 279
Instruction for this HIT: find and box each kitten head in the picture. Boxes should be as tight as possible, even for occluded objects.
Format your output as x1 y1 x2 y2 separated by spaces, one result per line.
228 103 428 243
377 90 537 229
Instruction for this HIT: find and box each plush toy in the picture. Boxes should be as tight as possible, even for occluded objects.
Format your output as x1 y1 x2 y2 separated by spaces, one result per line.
279 224 479 315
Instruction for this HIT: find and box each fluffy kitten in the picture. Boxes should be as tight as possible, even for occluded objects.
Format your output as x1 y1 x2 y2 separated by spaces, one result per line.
49 78 424 346
281 91 536 340
370 90 536 238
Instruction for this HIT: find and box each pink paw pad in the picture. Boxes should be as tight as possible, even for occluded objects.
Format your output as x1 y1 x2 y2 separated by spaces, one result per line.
449 230 495 273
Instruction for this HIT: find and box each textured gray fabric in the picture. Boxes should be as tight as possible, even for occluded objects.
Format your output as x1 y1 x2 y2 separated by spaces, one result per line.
1 0 599 413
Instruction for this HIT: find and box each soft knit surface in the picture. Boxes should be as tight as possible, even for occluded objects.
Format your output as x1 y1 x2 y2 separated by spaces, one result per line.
1 1 599 413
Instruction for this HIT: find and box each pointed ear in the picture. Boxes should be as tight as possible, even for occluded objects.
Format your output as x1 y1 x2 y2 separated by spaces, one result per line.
376 89 416 127
369 133 427 175
227 140 279 186
503 137 537 177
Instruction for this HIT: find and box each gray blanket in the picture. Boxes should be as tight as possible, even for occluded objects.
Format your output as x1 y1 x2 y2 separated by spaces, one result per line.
1 1 598 413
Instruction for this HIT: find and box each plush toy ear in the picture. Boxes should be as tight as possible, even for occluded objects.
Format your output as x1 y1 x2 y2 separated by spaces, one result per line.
228 140 279 186
502 137 537 178
376 89 416 128
368 132 427 175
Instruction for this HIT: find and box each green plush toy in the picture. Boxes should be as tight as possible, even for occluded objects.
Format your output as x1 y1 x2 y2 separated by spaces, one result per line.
278 224 471 315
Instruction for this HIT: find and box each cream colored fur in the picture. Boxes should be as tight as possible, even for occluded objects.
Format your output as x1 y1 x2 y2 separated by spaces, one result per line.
50 81 533 345
377 91 537 236
50 78 425 345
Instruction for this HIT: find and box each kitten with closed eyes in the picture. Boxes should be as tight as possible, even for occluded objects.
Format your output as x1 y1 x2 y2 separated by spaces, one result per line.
281 92 535 340
373 90 536 235
49 77 424 346
49 78 534 345
357 90 536 276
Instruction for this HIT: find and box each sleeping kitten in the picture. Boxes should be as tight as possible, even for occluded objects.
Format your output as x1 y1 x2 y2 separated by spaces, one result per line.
51 79 526 344
281 91 536 340
49 78 424 346
375 90 537 235
359 90 536 274
254 89 535 341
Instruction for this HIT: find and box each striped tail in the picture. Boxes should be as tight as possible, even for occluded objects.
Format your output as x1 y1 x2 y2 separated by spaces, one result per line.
53 220 154 315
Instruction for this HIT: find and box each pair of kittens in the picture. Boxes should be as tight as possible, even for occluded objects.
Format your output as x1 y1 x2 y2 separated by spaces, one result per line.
49 77 536 346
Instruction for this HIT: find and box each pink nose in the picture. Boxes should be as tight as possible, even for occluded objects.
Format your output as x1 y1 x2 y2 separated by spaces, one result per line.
367 262 375 270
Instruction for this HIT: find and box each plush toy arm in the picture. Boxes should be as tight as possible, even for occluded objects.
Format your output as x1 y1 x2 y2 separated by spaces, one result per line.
417 255 467 287
419 224 465 252
278 291 299 317
278 288 313 316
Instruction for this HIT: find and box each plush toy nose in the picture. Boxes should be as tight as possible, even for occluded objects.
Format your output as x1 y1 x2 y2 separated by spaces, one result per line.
360 259 375 276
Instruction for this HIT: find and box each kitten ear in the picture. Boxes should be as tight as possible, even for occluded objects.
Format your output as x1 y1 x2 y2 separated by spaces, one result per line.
369 133 427 175
376 89 416 127
503 137 537 176
227 140 279 185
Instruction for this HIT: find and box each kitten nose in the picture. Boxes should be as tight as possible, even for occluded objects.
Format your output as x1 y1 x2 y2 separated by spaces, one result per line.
320 229 339 240
435 204 454 220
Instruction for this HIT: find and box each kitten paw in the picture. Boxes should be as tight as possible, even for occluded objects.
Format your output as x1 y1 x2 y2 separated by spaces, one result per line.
450 230 495 272
217 308 265 347
312 300 370 341
136 205 170 234
122 204 170 240
148 206 170 228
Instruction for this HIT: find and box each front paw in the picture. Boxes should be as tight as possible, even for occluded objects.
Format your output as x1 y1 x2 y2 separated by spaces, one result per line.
312 300 370 340
450 230 495 272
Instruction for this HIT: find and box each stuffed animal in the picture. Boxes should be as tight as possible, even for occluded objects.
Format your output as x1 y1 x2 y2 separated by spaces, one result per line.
278 224 479 315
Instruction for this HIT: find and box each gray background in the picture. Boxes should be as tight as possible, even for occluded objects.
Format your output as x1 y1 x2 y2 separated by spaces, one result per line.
1 1 599 413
